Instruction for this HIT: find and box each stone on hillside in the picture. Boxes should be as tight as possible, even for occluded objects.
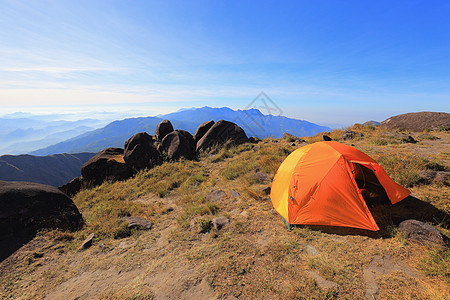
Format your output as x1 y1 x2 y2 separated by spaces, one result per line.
229 189 241 200
0 181 83 239
196 120 248 152
81 148 134 185
205 189 226 202
283 132 305 143
122 216 153 230
398 219 444 245
248 136 262 143
194 120 215 142
155 119 174 141
59 177 88 197
212 217 229 231
79 233 95 250
322 135 332 141
434 171 450 186
253 172 270 183
124 132 161 171
401 135 418 144
160 130 196 160
341 130 363 140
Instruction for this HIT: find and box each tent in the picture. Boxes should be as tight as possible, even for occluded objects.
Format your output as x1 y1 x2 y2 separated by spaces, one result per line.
270 141 410 231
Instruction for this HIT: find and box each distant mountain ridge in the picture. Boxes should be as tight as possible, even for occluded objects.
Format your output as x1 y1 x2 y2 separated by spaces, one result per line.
32 107 330 155
0 152 96 187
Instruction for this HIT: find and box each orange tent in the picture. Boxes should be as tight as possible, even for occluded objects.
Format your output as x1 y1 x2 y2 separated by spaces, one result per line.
270 141 410 231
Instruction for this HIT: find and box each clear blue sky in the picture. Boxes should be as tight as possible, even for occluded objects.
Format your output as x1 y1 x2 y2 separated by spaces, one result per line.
0 0 449 125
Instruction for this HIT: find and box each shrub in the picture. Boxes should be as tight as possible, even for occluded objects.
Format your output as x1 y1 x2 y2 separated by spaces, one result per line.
198 218 213 233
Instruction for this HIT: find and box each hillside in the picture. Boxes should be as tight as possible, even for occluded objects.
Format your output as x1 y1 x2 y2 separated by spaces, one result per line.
380 111 450 131
0 153 95 187
1 125 449 299
31 107 329 155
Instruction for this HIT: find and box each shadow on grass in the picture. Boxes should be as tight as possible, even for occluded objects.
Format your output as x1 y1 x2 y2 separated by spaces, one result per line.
292 195 449 239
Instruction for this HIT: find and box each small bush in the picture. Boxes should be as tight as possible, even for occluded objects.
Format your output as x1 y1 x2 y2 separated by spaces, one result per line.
113 221 131 239
198 218 213 233
438 125 450 132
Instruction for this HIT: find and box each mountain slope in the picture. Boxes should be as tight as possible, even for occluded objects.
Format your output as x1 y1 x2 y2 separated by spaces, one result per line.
32 107 329 155
0 152 96 187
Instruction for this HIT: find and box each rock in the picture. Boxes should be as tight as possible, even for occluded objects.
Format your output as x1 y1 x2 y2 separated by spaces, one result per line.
398 219 444 245
205 190 226 202
322 135 332 141
434 171 450 186
121 216 153 230
79 233 95 250
253 145 261 151
248 136 262 143
0 181 83 239
160 130 196 160
261 186 271 195
341 130 363 140
194 120 215 142
59 177 89 198
306 270 338 290
124 132 161 171
155 119 174 141
229 189 241 200
363 120 380 127
81 148 134 186
305 244 320 256
240 211 250 218
253 172 270 183
283 132 305 143
401 135 418 144
196 120 248 152
212 217 229 231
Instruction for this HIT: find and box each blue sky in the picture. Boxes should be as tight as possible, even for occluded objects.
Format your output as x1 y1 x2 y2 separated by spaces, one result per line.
0 0 449 125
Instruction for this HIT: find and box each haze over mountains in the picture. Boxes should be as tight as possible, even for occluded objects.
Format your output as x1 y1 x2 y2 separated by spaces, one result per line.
30 107 330 156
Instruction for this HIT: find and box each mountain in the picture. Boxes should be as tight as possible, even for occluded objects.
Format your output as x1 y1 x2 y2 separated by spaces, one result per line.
32 107 330 155
0 152 96 187
0 117 107 155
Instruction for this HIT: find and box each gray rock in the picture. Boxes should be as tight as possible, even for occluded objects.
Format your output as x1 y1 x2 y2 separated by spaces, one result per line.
205 190 226 202
253 172 270 183
122 216 153 230
283 132 305 143
79 233 95 250
306 270 338 290
194 120 215 142
398 219 444 245
155 119 174 141
160 130 196 160
260 186 271 195
341 130 363 140
401 135 418 144
124 132 161 171
229 189 241 200
196 120 248 152
212 217 229 231
305 244 320 256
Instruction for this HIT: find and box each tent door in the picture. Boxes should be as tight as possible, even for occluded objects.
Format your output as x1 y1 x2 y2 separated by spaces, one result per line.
350 162 390 207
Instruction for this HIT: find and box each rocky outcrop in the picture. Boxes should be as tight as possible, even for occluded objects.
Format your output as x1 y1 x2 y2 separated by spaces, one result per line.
341 130 363 140
124 132 161 171
81 148 134 186
155 119 174 141
196 120 248 152
322 135 332 141
160 130 196 160
194 120 215 142
380 112 450 132
0 181 83 239
283 132 305 143
59 177 88 197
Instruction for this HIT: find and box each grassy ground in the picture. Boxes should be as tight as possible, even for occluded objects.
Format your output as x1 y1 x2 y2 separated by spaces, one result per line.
1 126 449 299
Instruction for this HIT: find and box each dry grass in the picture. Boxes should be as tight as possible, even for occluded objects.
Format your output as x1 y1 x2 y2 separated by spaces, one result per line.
1 127 449 299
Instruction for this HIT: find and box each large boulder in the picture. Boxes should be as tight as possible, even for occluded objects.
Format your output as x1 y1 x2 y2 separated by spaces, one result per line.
59 177 89 197
0 181 83 239
124 132 161 171
160 130 196 160
398 219 444 246
155 119 174 141
194 120 215 142
196 120 248 152
81 148 134 185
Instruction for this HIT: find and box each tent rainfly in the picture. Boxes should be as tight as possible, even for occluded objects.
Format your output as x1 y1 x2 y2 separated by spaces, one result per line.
270 141 410 231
